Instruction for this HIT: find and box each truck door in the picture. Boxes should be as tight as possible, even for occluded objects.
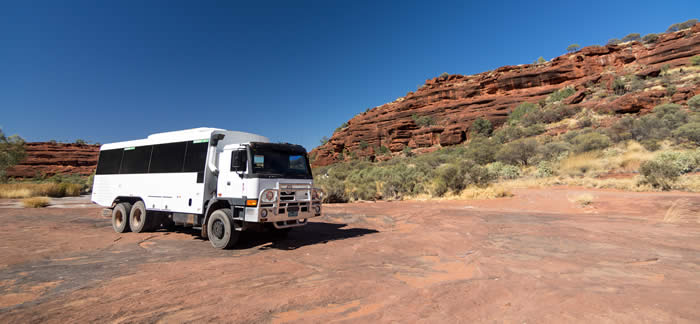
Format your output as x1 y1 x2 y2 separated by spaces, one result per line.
218 148 246 199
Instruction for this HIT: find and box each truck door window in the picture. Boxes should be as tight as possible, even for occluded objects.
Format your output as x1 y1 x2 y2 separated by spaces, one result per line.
253 155 265 168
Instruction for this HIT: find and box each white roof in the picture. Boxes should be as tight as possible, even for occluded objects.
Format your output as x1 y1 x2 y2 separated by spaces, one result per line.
101 127 269 150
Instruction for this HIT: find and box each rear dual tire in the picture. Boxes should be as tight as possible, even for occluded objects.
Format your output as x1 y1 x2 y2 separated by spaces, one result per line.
112 202 132 233
129 201 154 233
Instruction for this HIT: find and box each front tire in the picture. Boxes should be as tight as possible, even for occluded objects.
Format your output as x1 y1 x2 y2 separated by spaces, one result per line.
207 209 240 249
129 201 152 233
112 202 132 233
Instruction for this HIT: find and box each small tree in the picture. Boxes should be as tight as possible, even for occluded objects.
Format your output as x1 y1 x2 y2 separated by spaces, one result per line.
607 38 621 45
75 139 87 145
641 33 659 44
621 33 641 42
320 136 329 145
439 72 449 78
470 117 493 137
536 57 546 64
566 44 580 53
0 129 26 180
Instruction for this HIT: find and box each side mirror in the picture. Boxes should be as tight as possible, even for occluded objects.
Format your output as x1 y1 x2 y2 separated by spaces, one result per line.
231 150 247 172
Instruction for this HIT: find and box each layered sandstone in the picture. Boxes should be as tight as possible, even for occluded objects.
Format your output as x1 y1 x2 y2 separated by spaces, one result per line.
311 25 700 166
5 142 100 178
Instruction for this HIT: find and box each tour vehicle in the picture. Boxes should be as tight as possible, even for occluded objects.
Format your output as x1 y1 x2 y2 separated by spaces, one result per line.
91 128 323 249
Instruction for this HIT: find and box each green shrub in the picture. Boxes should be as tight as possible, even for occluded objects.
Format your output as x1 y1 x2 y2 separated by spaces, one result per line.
402 146 413 157
493 124 545 144
535 161 556 178
639 160 679 190
434 164 463 196
653 103 687 129
465 136 500 165
566 44 580 53
0 129 26 179
461 160 495 187
520 104 577 127
359 140 368 149
688 95 700 111
655 151 699 173
75 139 87 145
613 77 626 95
570 132 611 153
667 19 698 33
374 145 390 156
411 114 435 127
672 122 700 145
640 139 661 151
439 72 449 78
508 102 539 124
320 136 329 145
487 162 521 180
547 87 576 103
470 117 493 137
607 117 634 142
607 38 621 45
536 57 546 64
641 34 659 44
692 55 700 66
539 141 572 161
496 138 539 165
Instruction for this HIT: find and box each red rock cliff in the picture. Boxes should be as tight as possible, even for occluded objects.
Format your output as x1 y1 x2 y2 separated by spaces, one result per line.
5 142 100 178
311 25 700 166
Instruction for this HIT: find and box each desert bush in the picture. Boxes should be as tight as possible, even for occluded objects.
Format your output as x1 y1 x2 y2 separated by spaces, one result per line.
667 19 698 33
359 141 368 149
641 33 659 44
496 138 539 165
535 161 556 178
465 136 500 165
607 116 635 142
470 117 493 137
374 145 390 156
402 146 413 157
566 44 580 53
613 77 626 95
439 72 449 78
487 162 521 180
607 38 621 45
692 55 700 66
672 123 700 145
688 95 700 111
639 160 681 190
655 151 699 173
520 104 577 126
493 124 545 143
320 136 329 145
653 103 687 129
640 139 661 151
539 141 572 161
569 132 611 153
628 75 644 92
411 114 435 128
547 87 576 103
434 164 463 196
22 197 50 208
621 33 641 42
508 102 539 124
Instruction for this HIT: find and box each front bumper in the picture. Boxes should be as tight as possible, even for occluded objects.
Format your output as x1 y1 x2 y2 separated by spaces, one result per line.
254 184 323 228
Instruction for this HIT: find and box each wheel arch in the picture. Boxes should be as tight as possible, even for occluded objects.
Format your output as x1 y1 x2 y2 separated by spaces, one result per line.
111 196 144 208
201 199 233 238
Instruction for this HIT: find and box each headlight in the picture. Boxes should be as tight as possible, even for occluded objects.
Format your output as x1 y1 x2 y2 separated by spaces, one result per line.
261 209 268 217
262 190 276 202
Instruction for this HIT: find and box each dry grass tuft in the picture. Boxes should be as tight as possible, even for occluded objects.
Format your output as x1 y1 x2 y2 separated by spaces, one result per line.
460 185 513 199
559 151 604 177
22 197 50 208
569 193 594 206
0 183 83 199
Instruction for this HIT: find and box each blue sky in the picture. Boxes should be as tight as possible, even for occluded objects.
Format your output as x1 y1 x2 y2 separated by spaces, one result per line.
2 1 698 150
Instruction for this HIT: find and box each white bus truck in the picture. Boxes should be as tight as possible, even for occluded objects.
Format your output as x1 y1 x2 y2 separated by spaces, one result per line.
91 128 323 249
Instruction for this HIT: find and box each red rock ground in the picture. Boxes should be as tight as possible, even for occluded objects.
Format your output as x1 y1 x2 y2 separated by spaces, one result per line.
1 188 699 322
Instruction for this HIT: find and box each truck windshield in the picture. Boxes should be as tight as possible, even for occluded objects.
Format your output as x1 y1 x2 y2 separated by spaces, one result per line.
250 148 312 179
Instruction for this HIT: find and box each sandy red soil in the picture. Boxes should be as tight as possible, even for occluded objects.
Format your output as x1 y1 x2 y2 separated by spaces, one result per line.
1 188 699 323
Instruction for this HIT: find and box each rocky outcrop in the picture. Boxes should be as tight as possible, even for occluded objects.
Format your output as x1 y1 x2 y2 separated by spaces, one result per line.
5 142 100 178
311 25 700 166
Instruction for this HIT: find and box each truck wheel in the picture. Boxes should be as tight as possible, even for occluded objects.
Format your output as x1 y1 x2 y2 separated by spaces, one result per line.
112 202 132 233
129 201 151 233
207 209 240 249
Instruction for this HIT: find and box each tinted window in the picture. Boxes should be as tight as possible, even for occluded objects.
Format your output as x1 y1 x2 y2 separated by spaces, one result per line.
119 146 152 174
251 149 311 179
96 149 123 175
149 142 186 173
183 141 208 172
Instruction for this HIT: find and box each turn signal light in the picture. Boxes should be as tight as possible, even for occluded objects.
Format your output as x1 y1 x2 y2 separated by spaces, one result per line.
246 199 258 207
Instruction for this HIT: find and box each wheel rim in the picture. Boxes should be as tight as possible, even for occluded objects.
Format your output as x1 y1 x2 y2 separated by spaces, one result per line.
133 209 142 227
212 219 225 239
115 210 123 227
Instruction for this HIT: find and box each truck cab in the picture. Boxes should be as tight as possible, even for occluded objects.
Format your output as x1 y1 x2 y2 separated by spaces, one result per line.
217 142 322 227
